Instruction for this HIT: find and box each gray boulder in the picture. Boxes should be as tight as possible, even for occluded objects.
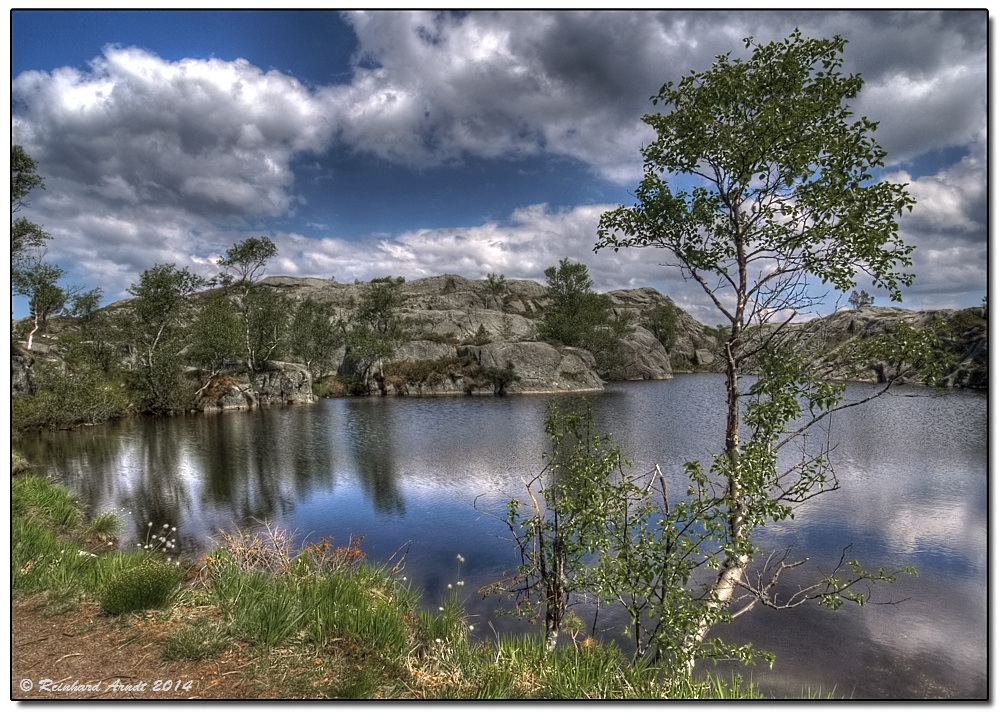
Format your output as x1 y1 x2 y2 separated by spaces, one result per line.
619 327 672 380
251 361 316 405
12 348 34 397
210 385 256 411
464 342 604 394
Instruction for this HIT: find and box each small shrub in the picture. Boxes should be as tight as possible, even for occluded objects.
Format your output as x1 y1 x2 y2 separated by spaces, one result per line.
297 535 366 575
12 450 32 475
465 324 492 346
212 521 295 575
314 375 347 398
99 559 182 615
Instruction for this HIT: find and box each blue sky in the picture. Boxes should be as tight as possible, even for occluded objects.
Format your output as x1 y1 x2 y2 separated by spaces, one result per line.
10 10 988 323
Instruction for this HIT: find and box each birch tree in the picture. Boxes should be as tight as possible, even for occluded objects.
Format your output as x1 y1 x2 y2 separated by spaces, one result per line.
217 236 282 372
596 31 924 669
124 264 204 412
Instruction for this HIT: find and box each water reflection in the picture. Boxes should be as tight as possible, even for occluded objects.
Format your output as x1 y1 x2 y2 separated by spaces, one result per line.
14 375 986 698
344 400 405 515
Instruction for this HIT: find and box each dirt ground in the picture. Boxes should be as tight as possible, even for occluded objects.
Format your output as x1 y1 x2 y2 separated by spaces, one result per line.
10 596 251 700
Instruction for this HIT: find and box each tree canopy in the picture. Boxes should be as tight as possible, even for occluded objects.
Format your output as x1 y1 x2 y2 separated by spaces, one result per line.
598 30 915 320
11 145 50 264
540 259 632 378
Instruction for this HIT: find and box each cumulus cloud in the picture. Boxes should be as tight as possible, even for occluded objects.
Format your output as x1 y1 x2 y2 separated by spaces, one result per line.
257 203 729 325
884 136 988 308
13 46 332 218
326 10 985 178
9 10 986 316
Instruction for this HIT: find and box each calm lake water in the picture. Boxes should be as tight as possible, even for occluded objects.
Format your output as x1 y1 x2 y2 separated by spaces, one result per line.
17 374 987 699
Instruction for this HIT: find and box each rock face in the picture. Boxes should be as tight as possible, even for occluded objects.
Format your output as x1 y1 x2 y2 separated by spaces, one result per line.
606 288 721 373
407 308 537 343
263 274 610 394
11 347 35 397
196 361 316 411
262 276 729 393
464 342 605 395
618 327 672 380
785 306 988 388
251 361 316 406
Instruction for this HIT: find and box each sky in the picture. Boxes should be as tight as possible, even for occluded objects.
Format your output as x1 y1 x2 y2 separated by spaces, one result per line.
9 10 988 324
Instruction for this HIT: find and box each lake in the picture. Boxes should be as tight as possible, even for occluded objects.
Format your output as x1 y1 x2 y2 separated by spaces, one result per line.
16 374 987 699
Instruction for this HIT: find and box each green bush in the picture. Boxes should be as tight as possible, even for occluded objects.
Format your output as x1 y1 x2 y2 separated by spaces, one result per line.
12 363 130 431
12 450 32 475
99 559 182 615
644 304 679 350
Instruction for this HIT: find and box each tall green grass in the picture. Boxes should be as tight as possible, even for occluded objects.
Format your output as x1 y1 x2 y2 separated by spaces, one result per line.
12 474 82 529
12 475 762 699
12 474 181 616
204 546 417 655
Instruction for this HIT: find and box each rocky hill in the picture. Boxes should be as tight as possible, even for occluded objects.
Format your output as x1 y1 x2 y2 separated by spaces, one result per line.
786 305 988 389
256 274 723 397
12 275 986 416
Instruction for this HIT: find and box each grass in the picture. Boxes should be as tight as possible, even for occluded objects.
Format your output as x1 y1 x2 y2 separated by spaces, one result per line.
84 511 122 542
12 473 82 529
12 472 762 699
98 559 183 614
160 617 230 661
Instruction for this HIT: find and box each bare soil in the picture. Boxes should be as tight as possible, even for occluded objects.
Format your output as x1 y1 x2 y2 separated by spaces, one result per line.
11 596 252 700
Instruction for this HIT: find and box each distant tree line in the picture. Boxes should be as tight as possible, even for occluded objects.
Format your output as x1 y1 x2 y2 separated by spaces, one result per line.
10 145 415 428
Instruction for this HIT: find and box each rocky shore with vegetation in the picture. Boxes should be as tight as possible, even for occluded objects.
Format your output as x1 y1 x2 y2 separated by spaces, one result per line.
12 257 987 433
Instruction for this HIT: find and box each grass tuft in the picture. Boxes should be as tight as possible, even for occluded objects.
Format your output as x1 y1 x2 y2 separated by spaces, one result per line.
99 559 182 615
160 618 230 661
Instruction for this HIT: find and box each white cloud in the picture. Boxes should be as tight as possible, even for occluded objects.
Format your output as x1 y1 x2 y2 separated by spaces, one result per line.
857 64 986 163
263 203 730 323
13 46 332 218
9 11 986 317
